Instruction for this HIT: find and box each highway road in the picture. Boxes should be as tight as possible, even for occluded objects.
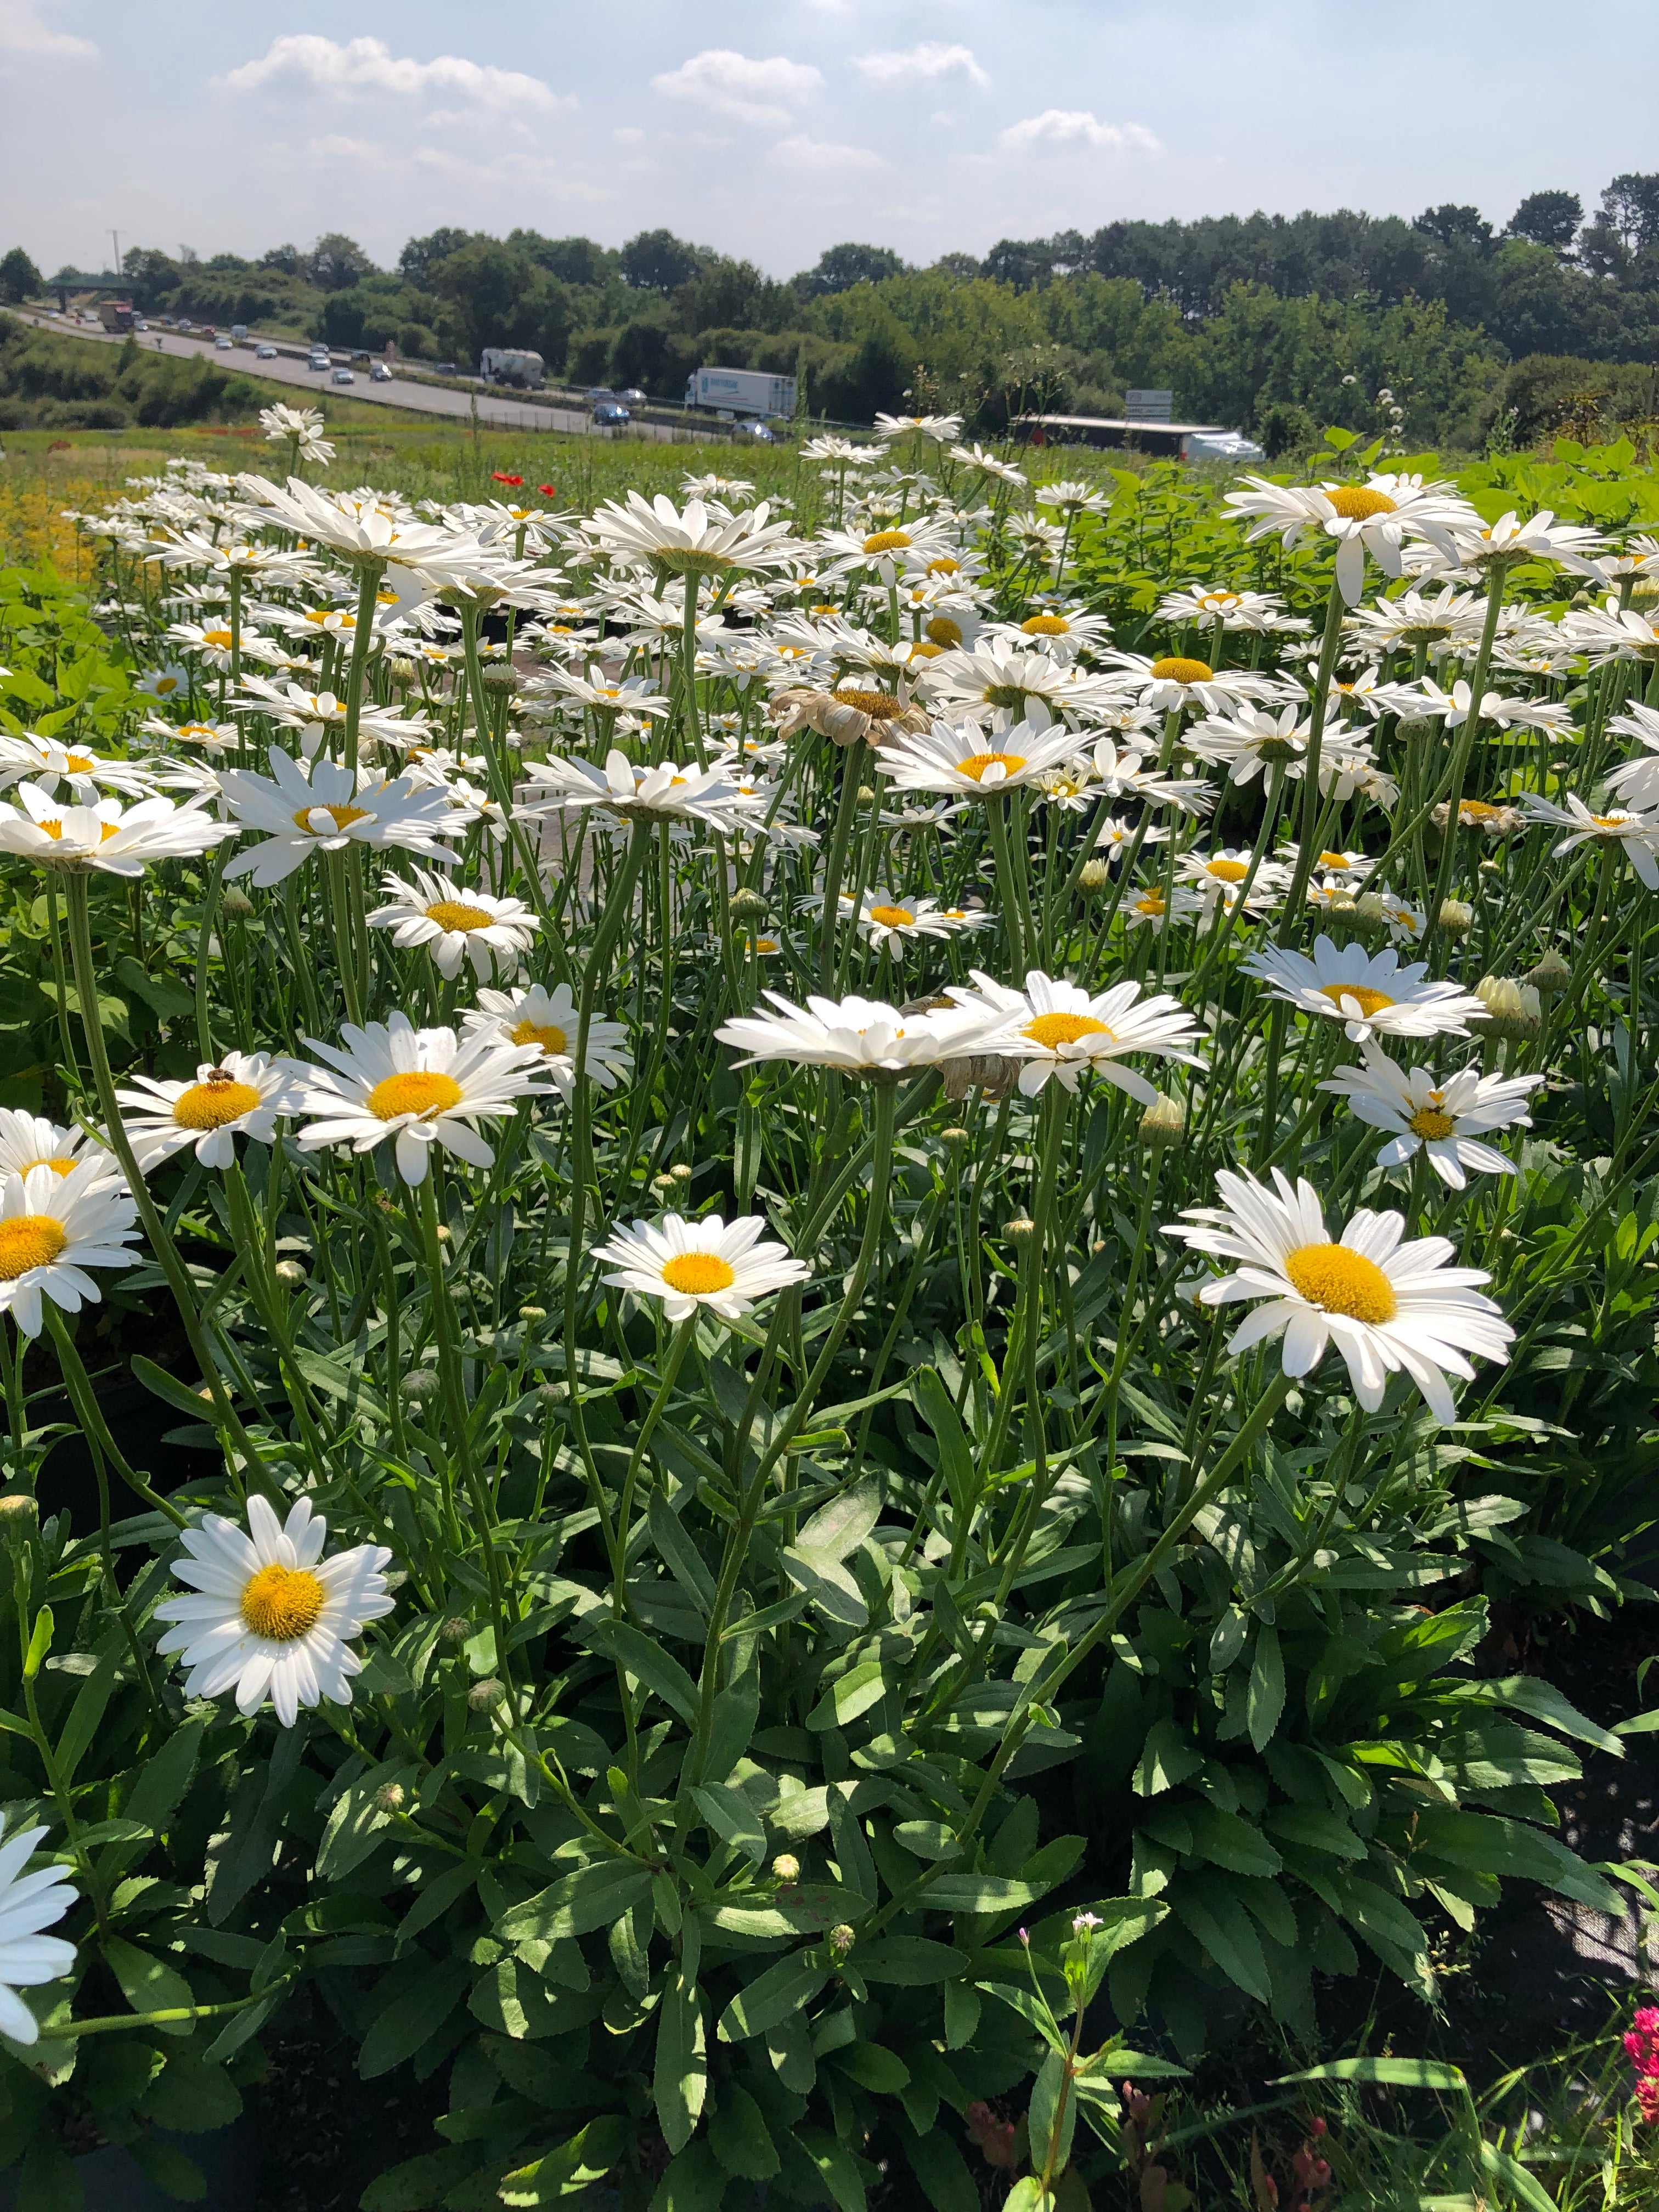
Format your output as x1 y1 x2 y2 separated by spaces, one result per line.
3 308 706 443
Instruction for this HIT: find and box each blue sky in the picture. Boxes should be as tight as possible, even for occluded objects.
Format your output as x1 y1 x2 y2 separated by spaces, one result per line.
4 0 1655 278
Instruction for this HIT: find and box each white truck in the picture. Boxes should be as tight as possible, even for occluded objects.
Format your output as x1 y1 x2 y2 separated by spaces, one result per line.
480 348 545 391
686 365 795 418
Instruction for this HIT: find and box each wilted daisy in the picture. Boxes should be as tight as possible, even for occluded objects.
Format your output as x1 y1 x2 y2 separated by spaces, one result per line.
1321 1040 1542 1189
878 718 1081 797
116 1052 298 1172
367 867 539 980
1242 936 1491 1042
289 1012 554 1184
856 894 992 957
220 752 457 886
1169 1167 1511 1420
0 782 232 876
0 1109 117 1187
462 981 631 1099
154 1495 392 1729
591 1214 810 1323
1519 793 1659 887
0 735 155 801
715 989 998 1075
0 1818 77 2046
949 970 1206 1099
0 1163 139 1339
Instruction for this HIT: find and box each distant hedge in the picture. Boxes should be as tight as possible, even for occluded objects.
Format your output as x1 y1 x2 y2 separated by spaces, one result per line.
0 324 261 431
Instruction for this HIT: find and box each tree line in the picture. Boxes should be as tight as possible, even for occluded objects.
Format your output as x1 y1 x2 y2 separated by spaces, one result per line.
9 174 1659 448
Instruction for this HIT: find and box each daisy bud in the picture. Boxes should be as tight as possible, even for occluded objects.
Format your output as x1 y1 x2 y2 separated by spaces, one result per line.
1003 1217 1036 1243
387 655 419 684
771 1854 800 1884
671 1163 694 1182
1475 975 1543 1041
434 1224 453 1244
652 1173 676 1192
373 1781 407 1814
1077 858 1110 896
1437 899 1475 938
856 786 877 804
481 664 520 692
1525 948 1571 997
1139 1093 1186 1147
221 887 256 920
0 1493 38 1528
467 1678 505 1711
730 888 768 916
1352 891 1393 941
1396 719 1438 746
439 1616 471 1642
517 1304 546 1322
940 1126 969 1146
828 1923 856 1960
400 1369 440 1402
273 1259 307 1287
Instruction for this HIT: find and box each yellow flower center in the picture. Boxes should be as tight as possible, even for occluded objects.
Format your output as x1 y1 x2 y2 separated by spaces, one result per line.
749 936 779 953
1283 1242 1398 1324
1135 893 1166 916
510 1018 568 1055
1591 814 1628 830
1022 614 1071 635
63 753 95 773
925 556 962 576
1459 800 1502 822
17 1156 76 1179
172 1077 261 1130
1318 983 1396 1019
924 617 964 648
424 901 495 933
1023 1011 1113 1049
1408 1107 1457 1141
958 751 1026 781
834 688 902 718
292 803 370 835
1205 858 1250 883
1197 592 1240 610
1324 486 1398 521
862 529 912 554
367 1071 464 1121
239 1562 325 1643
867 904 915 928
1149 656 1214 685
0 1216 68 1280
1319 850 1350 868
203 628 233 648
660 1252 736 1296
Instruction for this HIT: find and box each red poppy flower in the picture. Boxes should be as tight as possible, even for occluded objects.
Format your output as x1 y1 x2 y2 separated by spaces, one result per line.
538 483 558 498
492 472 524 487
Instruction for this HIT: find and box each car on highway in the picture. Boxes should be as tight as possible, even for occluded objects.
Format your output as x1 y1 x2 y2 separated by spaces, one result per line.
592 401 630 427
215 336 233 351
331 367 355 386
201 325 216 339
255 345 278 360
370 362 393 382
618 387 648 405
432 362 456 376
133 318 148 332
307 351 330 371
351 350 371 365
585 386 617 404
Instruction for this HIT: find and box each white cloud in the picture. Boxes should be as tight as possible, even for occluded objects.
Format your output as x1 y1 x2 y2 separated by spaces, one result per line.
768 135 886 173
0 1 95 58
651 48 821 127
1000 110 1161 155
852 43 988 90
222 35 567 116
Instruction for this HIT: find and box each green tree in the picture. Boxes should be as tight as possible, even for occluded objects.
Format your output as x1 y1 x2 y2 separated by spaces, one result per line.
308 232 376 290
620 228 707 294
0 247 42 304
398 228 473 286
1507 190 1583 253
793 242 906 298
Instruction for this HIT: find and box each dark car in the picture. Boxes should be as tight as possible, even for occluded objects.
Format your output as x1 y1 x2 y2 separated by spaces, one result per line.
618 387 647 404
591 402 630 427
351 349 371 365
432 362 457 376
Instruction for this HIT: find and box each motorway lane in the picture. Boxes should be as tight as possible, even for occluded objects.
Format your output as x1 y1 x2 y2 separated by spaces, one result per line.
3 308 699 442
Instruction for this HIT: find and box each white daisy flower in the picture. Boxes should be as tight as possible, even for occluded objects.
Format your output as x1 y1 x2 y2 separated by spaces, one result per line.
153 1495 393 1729
0 783 232 877
1604 701 1659 811
1278 843 1368 882
0 1816 77 2046
1375 890 1428 947
1321 1039 1542 1189
518 748 763 834
1518 794 1659 888
1440 507 1606 577
0 1163 140 1339
461 982 631 1099
367 867 539 981
877 718 1082 797
1344 583 1488 655
1033 479 1111 520
1242 935 1491 1043
1185 702 1313 786
289 1012 554 1184
1177 846 1290 916
0 1109 117 1187
947 969 1206 1100
918 643 1115 731
1367 676 1572 736
1168 1166 1512 1420
115 1052 298 1173
1156 584 1305 634
590 1214 811 1323
0 735 156 802
1223 475 1474 604
219 752 458 887
1089 735 1214 816
1122 883 1205 932
715 990 1000 1075
1094 816 1172 866
136 665 191 704
585 493 797 579
855 895 992 957
991 606 1113 662
1099 649 1282 716
235 476 494 576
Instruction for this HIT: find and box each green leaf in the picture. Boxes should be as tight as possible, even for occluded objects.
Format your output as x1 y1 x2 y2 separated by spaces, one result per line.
1134 1718 1204 1797
579 1617 701 1726
692 1782 767 1866
647 2140 727 2212
1477 2136 1561 2212
902 2119 979 2212
708 2080 780 2180
357 1957 470 2078
914 1366 977 1518
924 1871 1050 1914
1412 1807 1624 1914
1167 1879 1272 2003
797 1479 882 1560
833 2040 910 2092
317 1761 416 1880
806 1659 888 1731
129 2138 206 2203
717 1951 829 2043
361 2146 478 2211
857 1937 963 1985
1186 1804 1282 1878
496 1858 653 1944
800 2126 869 2212
653 1969 706 2155
116 956 195 1022
100 1935 196 2037
648 1492 716 1615
1028 2045 1075 2179
1276 2056 1465 2089
1248 1627 1285 1752
781 1544 867 1627
125 1715 206 1833
55 1635 123 1786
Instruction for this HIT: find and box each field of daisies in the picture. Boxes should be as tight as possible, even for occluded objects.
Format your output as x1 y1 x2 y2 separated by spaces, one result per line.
0 397 1655 2209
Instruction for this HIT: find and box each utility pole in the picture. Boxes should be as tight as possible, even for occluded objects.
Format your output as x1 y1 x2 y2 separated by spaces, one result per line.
109 230 122 278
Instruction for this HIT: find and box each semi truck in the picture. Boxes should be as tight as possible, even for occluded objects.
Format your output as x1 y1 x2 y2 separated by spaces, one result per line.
686 365 796 418
480 348 545 390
